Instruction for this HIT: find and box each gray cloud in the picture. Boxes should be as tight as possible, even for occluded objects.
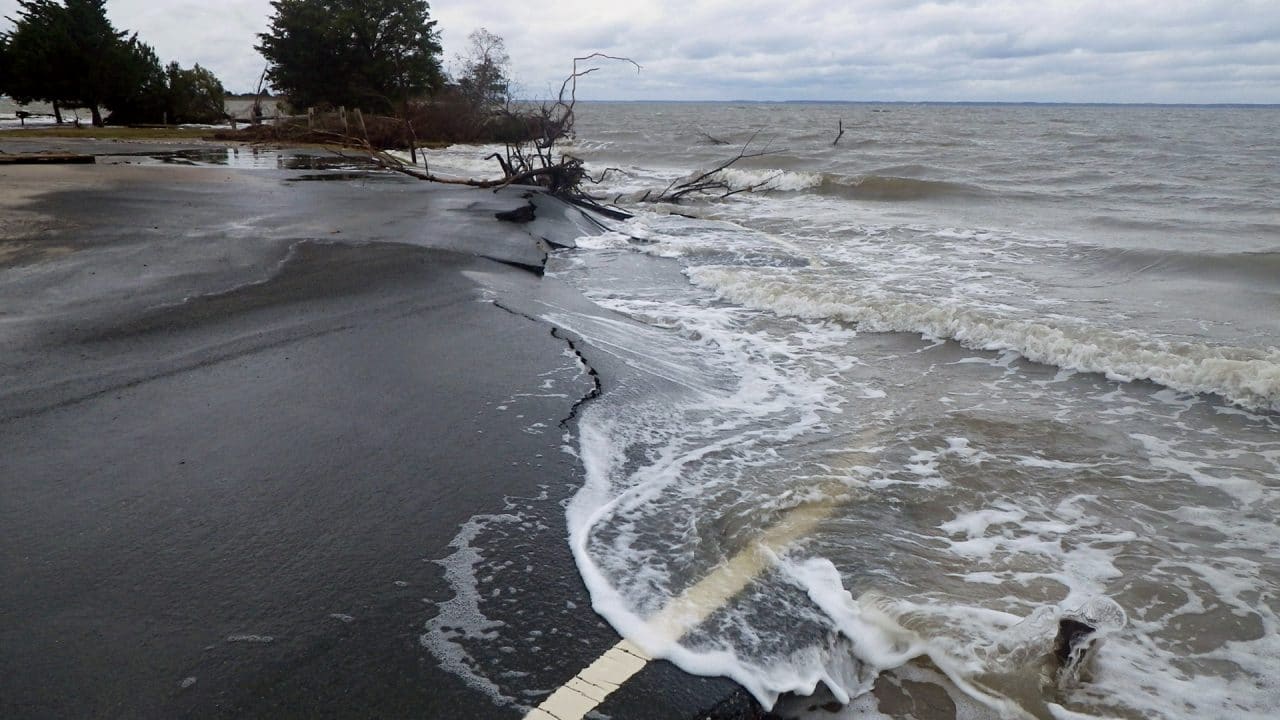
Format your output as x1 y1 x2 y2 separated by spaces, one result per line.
0 0 1275 102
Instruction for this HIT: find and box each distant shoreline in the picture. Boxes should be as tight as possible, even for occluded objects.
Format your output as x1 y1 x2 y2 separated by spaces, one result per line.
4 95 1278 111
562 99 1280 108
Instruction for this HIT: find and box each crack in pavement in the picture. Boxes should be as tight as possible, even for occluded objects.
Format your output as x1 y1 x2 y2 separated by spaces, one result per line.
491 299 602 429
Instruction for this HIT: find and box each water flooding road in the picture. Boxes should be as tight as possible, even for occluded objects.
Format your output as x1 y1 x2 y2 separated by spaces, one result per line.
0 150 746 719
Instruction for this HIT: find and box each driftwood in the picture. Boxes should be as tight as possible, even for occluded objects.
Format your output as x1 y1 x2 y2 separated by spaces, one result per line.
373 131 786 214
696 130 730 146
833 119 846 146
291 56 783 220
365 53 642 221
484 53 640 196
365 148 630 222
634 132 785 203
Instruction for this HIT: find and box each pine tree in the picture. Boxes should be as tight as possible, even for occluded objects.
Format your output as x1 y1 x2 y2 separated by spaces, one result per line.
257 0 443 113
3 1 77 120
0 34 11 95
1 0 139 126
1 1 228 126
64 0 131 125
164 63 227 124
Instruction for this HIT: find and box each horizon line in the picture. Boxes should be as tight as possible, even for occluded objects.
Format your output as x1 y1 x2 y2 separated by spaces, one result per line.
550 98 1280 108
7 94 1277 109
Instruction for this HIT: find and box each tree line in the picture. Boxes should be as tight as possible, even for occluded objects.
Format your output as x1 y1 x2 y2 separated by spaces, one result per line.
0 0 226 126
1 0 514 139
255 0 517 142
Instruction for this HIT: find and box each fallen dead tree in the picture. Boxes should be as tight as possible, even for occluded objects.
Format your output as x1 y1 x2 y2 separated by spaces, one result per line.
302 56 787 221
369 130 788 217
632 132 785 203
364 53 642 219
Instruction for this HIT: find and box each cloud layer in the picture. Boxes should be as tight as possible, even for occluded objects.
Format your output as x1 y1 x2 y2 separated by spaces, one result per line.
2 0 1276 102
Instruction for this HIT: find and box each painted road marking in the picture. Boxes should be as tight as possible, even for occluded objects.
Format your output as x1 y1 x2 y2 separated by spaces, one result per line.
526 639 651 720
524 434 880 720
649 499 835 644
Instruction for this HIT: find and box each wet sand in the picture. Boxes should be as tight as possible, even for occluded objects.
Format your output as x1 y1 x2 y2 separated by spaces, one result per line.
0 146 749 719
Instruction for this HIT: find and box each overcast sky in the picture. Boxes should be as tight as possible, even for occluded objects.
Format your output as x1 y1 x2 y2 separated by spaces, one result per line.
2 0 1277 103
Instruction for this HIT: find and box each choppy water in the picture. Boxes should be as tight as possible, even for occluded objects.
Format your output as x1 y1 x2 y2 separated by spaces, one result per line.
425 103 1279 719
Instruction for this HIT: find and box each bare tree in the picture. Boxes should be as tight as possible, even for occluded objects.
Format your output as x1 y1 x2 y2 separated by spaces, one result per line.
455 28 512 113
367 53 783 219
471 53 642 210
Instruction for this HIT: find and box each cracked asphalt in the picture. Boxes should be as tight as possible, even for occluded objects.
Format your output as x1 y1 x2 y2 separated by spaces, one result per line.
0 146 753 720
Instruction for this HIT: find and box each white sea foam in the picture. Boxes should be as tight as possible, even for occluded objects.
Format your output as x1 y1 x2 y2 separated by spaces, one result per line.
225 634 274 643
561 290 869 707
543 105 1280 720
687 266 1280 412
558 287 1091 715
421 513 519 707
713 167 824 192
559 288 1278 719
388 145 510 180
547 233 1278 720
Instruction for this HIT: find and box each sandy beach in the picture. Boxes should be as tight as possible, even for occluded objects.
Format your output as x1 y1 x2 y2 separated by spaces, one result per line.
0 140 750 719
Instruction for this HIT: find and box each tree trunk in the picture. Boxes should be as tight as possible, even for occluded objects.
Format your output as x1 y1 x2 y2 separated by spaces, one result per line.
354 108 367 141
402 101 417 164
90 105 103 127
53 101 64 125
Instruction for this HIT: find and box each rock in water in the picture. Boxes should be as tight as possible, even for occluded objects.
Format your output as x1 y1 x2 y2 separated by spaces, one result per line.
1054 596 1127 687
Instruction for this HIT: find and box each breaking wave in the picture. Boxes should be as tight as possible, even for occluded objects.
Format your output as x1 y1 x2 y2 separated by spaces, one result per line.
552 102 1280 720
705 167 986 201
688 266 1280 412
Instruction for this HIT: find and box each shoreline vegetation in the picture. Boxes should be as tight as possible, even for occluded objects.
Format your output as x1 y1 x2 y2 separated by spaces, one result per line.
0 2 550 149
2 2 762 212
1 125 230 140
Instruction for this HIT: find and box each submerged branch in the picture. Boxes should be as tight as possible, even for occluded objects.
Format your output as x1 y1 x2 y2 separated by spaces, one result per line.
696 129 731 146
641 131 787 203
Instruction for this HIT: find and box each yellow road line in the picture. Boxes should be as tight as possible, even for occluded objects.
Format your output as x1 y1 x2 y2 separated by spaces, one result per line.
524 433 879 720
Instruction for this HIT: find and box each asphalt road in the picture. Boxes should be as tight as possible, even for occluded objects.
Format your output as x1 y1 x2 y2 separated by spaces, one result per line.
0 146 753 719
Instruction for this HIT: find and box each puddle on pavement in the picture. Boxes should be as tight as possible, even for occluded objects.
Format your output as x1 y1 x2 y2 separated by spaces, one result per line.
104 148 386 177
285 172 395 182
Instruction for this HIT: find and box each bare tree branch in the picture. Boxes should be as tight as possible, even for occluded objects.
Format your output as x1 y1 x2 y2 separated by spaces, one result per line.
584 167 628 184
642 131 787 203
